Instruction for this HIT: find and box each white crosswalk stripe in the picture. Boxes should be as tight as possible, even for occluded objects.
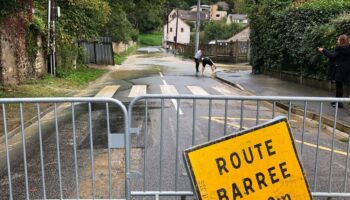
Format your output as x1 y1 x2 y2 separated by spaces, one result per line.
213 86 238 96
187 86 209 95
95 85 120 98
160 85 179 95
128 85 147 97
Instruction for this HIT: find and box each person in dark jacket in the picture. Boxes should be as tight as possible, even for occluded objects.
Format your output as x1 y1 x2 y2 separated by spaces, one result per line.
318 34 350 108
201 57 217 76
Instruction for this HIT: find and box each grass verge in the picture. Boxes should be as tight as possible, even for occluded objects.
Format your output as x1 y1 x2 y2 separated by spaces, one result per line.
0 66 106 137
0 66 106 98
114 45 138 65
139 33 162 46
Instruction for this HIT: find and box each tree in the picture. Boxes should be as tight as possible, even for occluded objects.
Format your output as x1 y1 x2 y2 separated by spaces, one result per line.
132 0 164 33
102 0 138 42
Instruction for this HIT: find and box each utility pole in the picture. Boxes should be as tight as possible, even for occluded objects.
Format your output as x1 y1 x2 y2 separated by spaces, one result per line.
47 0 52 75
47 0 58 76
195 0 201 55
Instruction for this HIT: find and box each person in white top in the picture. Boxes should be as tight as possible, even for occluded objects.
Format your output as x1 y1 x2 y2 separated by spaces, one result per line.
194 49 202 73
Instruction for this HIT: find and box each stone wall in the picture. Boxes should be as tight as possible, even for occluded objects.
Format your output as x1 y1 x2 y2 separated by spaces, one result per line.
112 41 136 54
0 29 46 86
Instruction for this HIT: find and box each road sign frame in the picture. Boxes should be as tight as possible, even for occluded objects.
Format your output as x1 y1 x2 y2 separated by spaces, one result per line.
183 116 312 200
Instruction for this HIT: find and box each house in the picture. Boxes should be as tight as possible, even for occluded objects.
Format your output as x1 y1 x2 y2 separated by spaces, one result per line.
163 17 191 45
190 5 211 12
164 9 210 46
226 14 249 24
225 27 250 42
210 4 227 21
190 4 227 21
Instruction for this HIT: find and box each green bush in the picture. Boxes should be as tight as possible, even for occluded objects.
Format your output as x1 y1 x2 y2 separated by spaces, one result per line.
203 20 245 42
249 0 350 79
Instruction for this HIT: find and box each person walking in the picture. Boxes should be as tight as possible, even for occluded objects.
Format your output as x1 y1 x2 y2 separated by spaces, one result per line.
201 57 217 76
318 34 350 108
194 49 202 73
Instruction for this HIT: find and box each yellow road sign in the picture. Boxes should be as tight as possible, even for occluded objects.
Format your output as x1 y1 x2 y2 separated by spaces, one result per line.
184 117 311 200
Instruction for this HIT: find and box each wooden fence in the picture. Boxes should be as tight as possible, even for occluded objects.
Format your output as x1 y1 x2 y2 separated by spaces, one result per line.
167 41 250 63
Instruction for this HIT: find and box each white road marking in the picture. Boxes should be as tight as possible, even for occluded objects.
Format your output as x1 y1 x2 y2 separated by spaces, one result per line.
160 85 184 115
128 85 147 97
159 72 164 77
187 86 209 95
95 85 120 97
213 86 239 96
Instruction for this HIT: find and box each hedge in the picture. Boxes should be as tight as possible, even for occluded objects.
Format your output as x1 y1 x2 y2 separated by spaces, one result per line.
249 0 350 79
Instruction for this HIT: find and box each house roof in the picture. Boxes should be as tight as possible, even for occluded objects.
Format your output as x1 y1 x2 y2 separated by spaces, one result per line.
164 17 191 28
178 9 210 21
225 27 250 42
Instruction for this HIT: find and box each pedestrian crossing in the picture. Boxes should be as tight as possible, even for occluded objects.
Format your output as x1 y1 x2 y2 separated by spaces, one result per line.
96 84 240 98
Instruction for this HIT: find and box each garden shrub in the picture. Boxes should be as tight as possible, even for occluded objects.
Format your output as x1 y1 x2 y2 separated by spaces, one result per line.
249 0 350 79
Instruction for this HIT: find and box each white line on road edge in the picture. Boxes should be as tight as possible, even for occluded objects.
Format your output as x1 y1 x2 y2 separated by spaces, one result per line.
159 72 164 78
160 76 184 115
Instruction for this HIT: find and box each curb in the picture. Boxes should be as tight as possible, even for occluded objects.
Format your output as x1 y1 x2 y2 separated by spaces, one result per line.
214 74 350 134
214 74 245 91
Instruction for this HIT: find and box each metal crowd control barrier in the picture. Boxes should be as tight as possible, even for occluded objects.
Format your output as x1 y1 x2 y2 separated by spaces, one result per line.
128 95 350 200
0 97 128 200
2 95 350 199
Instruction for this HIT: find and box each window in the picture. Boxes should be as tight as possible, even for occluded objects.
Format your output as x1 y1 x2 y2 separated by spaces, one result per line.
170 28 173 32
216 14 220 17
181 28 184 32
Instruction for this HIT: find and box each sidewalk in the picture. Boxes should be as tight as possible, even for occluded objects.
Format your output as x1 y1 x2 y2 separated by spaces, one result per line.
214 64 350 132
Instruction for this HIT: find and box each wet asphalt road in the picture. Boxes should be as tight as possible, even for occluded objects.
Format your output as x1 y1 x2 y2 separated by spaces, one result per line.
1 48 350 199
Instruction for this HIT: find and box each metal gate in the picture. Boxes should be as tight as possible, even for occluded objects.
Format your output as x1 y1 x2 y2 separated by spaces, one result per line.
127 95 350 199
79 37 114 65
0 97 128 199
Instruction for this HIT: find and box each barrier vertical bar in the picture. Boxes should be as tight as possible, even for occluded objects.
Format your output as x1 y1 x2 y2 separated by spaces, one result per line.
3 104 13 200
224 100 228 136
344 120 350 192
192 99 196 146
106 103 112 199
314 102 323 191
54 103 63 199
208 99 212 141
20 103 30 200
328 104 338 192
288 101 292 120
159 99 164 191
175 99 180 191
240 100 244 130
272 101 276 119
256 101 260 125
301 102 308 157
37 104 46 199
71 103 80 199
144 99 148 191
88 103 96 199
